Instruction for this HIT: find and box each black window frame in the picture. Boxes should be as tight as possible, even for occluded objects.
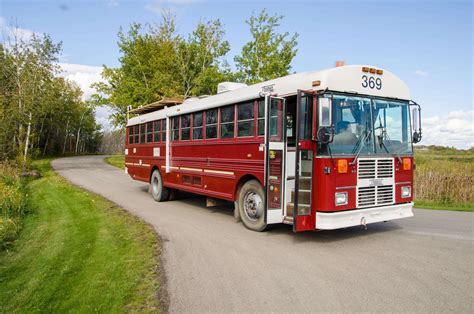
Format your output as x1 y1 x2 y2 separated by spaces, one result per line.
205 109 218 139
153 120 161 143
237 101 255 137
220 105 235 139
193 112 203 140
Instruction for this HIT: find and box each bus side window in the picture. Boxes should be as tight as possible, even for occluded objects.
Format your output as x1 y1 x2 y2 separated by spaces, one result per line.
128 126 134 144
146 122 153 143
140 124 146 144
193 112 203 140
237 102 254 137
153 120 160 142
257 100 265 136
181 114 191 140
134 125 139 144
161 119 167 142
220 105 235 139
206 109 218 139
172 117 179 141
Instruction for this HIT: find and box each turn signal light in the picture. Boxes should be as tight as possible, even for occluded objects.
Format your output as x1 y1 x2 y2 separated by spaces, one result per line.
337 159 348 173
403 158 411 170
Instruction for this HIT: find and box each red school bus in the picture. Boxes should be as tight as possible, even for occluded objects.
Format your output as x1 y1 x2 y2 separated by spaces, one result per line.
125 65 423 232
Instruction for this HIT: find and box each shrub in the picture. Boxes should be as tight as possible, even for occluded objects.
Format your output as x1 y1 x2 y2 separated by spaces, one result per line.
0 162 28 249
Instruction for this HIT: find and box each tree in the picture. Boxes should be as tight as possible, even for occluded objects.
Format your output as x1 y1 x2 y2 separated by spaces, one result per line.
0 24 101 163
92 12 232 128
234 9 299 84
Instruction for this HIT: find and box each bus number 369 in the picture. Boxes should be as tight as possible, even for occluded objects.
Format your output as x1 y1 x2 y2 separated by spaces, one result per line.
361 75 382 90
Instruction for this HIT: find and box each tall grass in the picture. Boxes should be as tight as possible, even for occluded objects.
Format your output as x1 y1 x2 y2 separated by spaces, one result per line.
0 162 28 249
414 148 474 210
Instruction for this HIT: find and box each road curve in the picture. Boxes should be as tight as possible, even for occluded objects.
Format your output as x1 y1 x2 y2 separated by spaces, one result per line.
52 156 473 313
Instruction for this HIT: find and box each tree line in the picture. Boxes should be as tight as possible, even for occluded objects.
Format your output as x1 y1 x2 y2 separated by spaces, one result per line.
93 9 299 127
0 29 100 166
0 9 298 163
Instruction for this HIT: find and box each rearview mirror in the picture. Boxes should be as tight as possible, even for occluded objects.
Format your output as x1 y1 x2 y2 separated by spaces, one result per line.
319 97 332 127
411 104 422 143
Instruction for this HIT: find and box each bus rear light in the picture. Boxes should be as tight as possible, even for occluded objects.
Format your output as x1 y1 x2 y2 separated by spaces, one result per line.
337 159 348 173
402 158 411 170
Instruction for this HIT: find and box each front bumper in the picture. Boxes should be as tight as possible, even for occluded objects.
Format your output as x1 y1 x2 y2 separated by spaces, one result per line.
315 202 414 230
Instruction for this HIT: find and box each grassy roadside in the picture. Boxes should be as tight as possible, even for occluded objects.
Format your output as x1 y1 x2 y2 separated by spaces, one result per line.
105 155 125 170
0 159 164 312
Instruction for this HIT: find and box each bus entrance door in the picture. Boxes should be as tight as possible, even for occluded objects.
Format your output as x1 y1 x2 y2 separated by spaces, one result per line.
291 90 316 232
264 96 287 225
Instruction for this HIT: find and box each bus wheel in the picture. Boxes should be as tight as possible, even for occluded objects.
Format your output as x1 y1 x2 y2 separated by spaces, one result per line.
150 170 169 202
238 180 266 231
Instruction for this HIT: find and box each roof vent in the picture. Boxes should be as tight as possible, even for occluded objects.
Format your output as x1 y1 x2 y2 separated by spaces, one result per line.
217 82 248 94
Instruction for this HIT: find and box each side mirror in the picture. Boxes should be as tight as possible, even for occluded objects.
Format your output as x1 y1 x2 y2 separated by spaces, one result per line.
411 106 422 143
318 97 332 127
317 127 334 144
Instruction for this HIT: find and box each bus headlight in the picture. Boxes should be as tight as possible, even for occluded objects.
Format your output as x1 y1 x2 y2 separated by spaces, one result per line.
401 186 411 198
335 192 348 206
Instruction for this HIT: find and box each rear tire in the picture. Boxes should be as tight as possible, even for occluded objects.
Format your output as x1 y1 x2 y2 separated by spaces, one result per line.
150 170 169 202
238 180 266 232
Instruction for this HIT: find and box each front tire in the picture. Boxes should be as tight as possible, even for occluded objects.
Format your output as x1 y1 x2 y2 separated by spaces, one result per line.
150 170 169 202
238 180 267 231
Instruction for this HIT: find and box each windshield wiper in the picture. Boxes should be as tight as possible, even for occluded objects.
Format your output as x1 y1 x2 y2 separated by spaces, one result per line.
350 128 371 166
379 128 403 164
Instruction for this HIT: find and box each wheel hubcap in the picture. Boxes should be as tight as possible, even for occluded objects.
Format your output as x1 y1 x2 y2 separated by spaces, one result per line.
243 191 263 221
152 176 159 195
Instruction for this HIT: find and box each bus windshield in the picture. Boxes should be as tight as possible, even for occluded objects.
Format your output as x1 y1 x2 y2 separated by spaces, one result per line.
317 95 412 156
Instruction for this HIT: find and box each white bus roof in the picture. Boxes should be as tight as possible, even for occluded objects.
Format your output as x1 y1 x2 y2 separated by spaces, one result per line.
127 65 410 126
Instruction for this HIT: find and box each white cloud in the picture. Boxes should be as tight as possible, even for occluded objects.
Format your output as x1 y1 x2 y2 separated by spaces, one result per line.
414 70 429 77
59 63 103 100
59 63 113 130
145 0 195 13
418 110 474 149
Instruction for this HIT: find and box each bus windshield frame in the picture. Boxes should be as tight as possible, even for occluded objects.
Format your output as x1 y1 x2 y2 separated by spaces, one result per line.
317 93 413 156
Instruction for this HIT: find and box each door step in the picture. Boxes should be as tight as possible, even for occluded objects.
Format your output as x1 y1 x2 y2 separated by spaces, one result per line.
283 216 294 224
286 202 310 217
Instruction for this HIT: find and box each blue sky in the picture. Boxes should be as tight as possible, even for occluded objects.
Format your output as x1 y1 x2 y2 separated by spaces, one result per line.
1 0 472 147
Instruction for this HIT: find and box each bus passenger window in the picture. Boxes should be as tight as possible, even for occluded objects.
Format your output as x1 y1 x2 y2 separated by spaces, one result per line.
128 126 134 144
161 119 167 142
172 117 179 141
238 102 254 137
181 114 191 140
257 101 265 136
153 120 160 142
134 125 139 144
220 105 235 138
146 122 153 143
140 124 146 144
193 112 203 140
206 109 218 139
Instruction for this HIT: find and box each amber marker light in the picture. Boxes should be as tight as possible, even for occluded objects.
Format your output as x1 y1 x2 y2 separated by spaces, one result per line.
362 67 369 73
403 158 411 170
376 69 383 75
312 80 321 87
369 68 376 74
337 159 348 173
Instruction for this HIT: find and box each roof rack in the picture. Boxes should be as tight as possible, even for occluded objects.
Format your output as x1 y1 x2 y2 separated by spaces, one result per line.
128 97 184 115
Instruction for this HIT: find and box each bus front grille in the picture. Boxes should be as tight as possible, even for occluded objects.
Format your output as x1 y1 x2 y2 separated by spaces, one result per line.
357 158 395 208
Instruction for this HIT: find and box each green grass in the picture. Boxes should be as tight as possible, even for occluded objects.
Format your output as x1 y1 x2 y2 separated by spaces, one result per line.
0 159 163 312
105 155 125 170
